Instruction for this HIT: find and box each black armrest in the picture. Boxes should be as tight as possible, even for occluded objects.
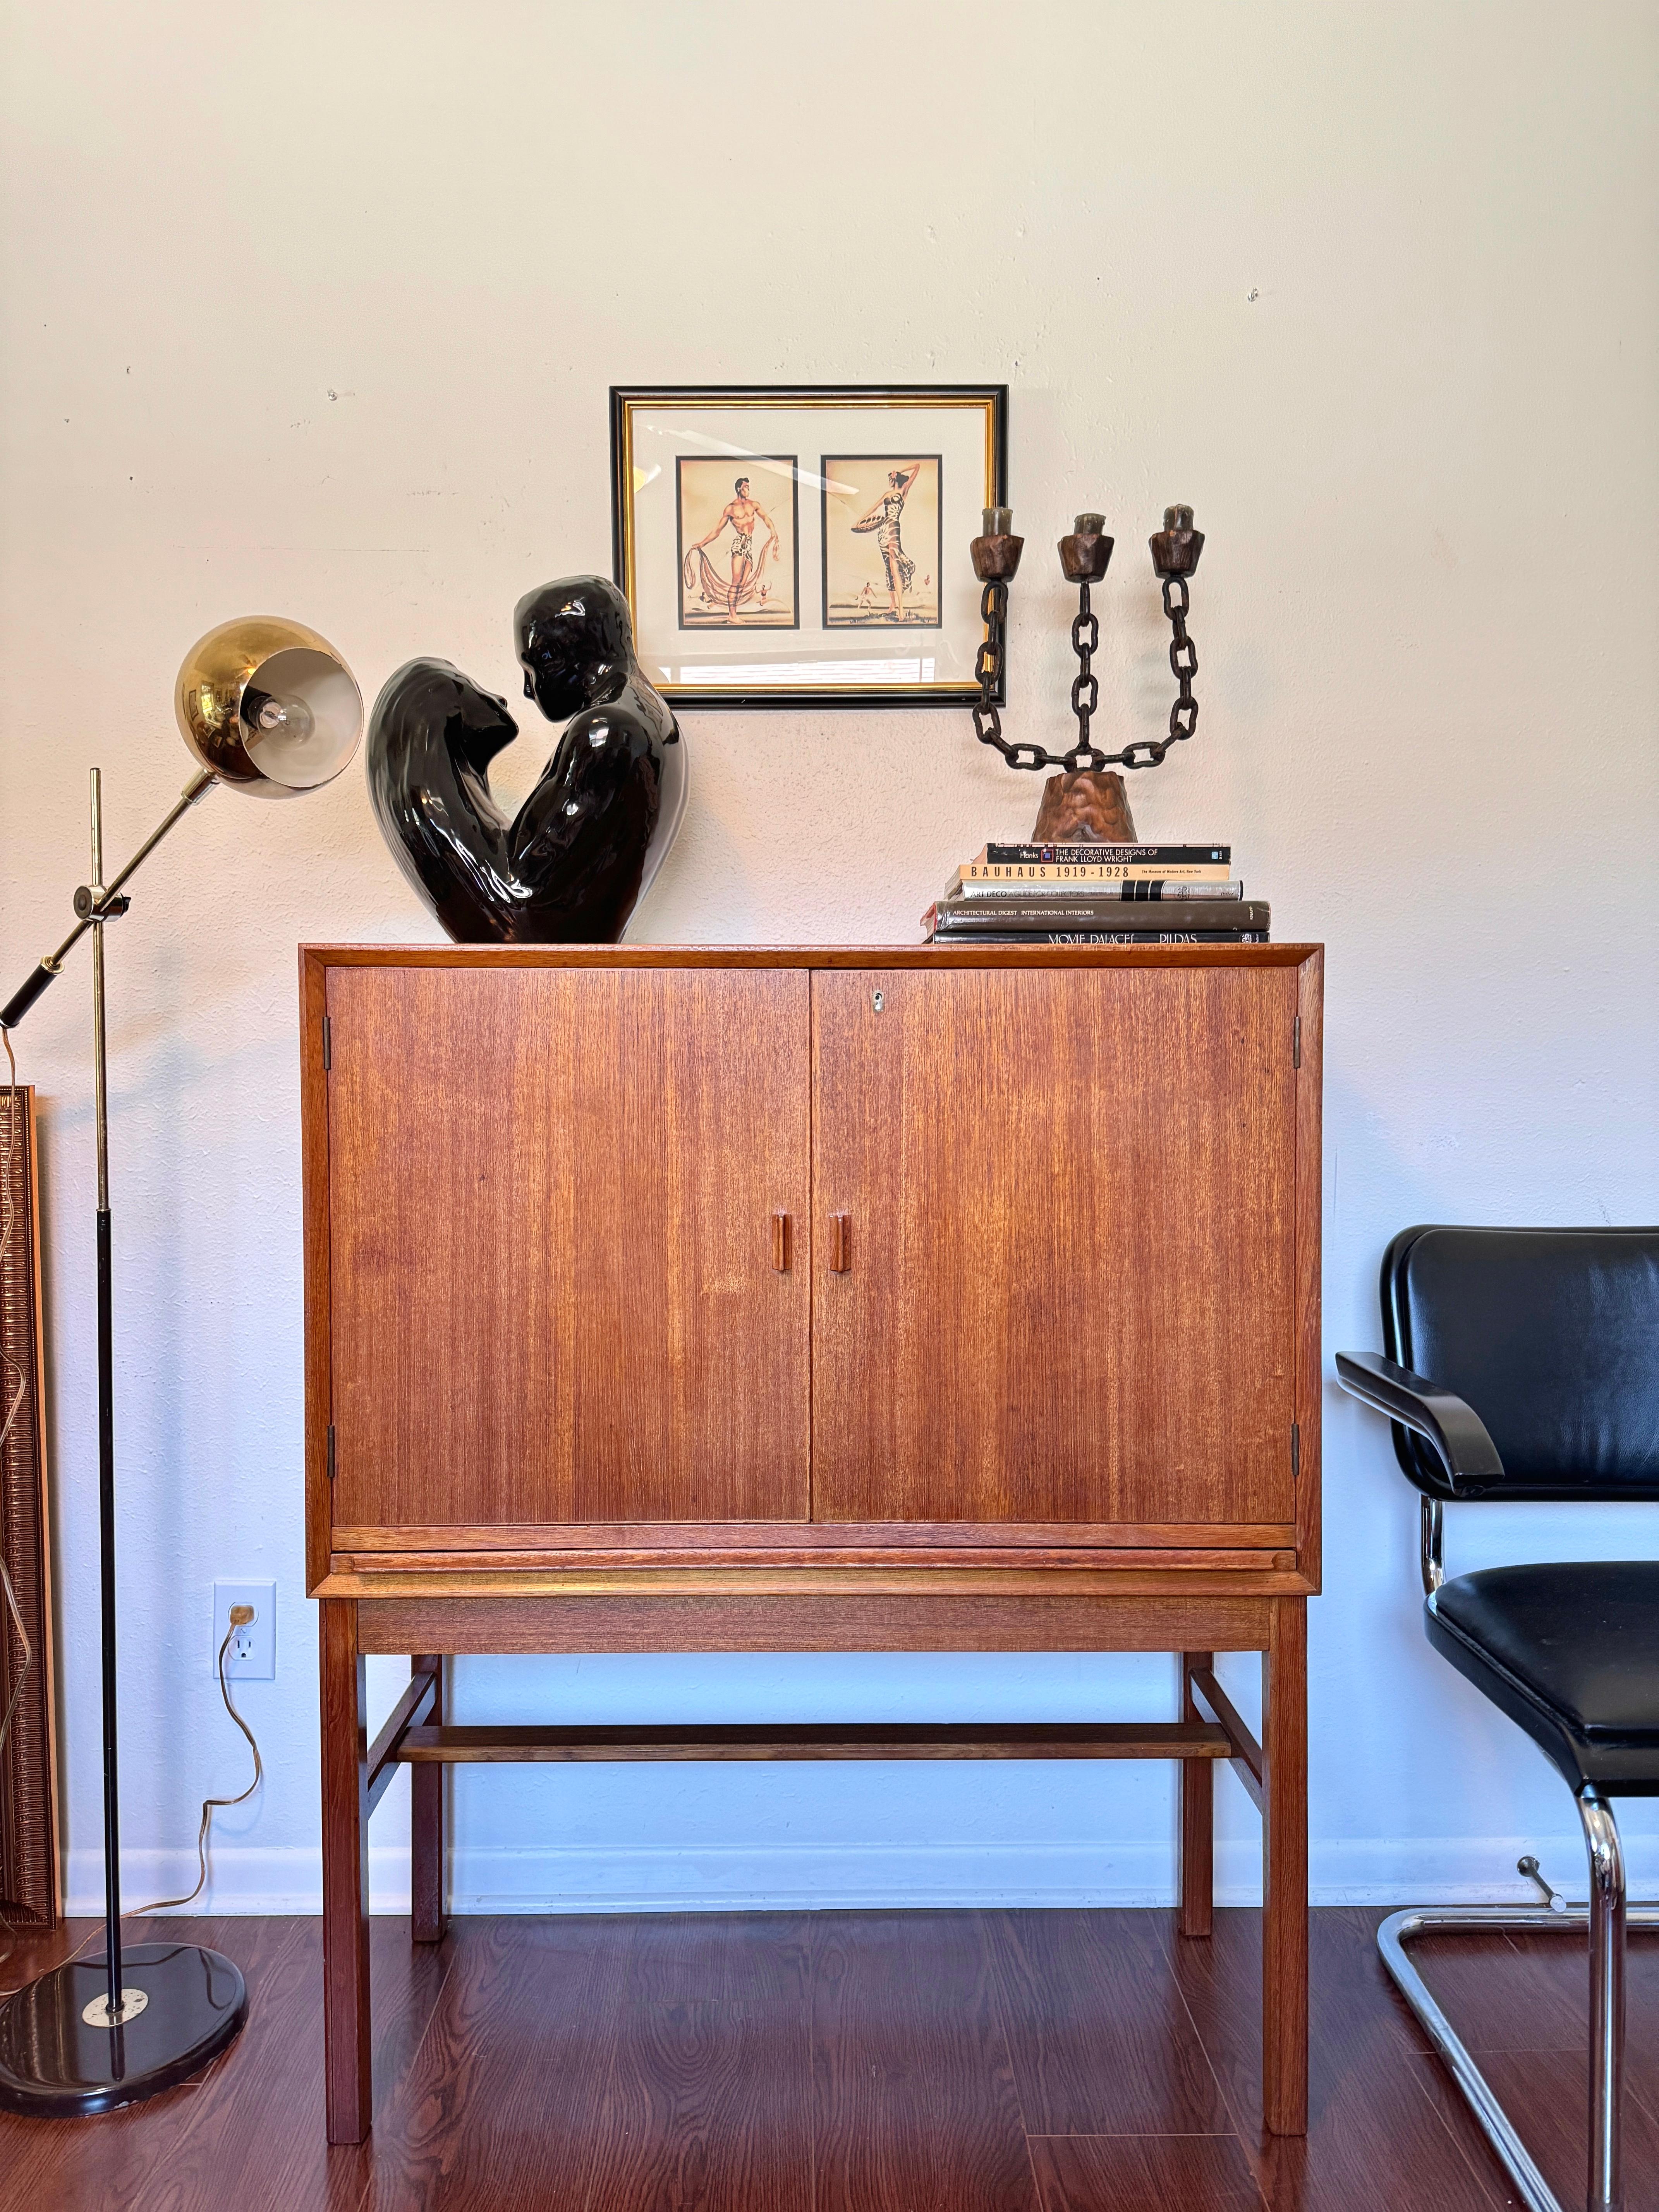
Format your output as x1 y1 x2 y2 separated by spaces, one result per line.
1334 1350 1506 1495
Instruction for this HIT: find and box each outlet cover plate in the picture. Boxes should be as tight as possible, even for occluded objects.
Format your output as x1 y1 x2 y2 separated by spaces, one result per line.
211 1580 276 1679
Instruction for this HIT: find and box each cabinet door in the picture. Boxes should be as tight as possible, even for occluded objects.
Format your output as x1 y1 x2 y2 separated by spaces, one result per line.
328 965 810 1532
812 965 1300 1531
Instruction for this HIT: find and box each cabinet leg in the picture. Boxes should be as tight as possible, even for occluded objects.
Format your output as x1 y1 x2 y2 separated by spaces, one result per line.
321 1597 372 2144
411 1653 447 1944
1179 1649 1214 1939
1262 1597 1309 2136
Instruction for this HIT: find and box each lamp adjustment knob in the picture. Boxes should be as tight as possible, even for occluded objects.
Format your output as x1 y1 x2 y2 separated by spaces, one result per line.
73 886 130 921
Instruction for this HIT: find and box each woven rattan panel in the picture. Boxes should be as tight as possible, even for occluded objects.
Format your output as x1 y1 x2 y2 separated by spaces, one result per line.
0 1086 57 1926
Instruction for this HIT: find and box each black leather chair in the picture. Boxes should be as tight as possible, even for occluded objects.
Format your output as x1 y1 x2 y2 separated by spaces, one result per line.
1337 1225 1659 2212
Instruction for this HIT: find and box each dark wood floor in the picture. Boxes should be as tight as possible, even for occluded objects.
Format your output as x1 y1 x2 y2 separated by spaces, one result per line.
0 1905 1651 2209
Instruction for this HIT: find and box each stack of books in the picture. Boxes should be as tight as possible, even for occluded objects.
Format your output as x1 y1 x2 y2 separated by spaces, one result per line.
921 842 1267 945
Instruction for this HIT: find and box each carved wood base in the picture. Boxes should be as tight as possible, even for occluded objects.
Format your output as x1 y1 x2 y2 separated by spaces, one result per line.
1030 771 1137 844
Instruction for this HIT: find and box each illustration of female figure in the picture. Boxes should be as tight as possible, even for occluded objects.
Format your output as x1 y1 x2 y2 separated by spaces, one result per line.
852 463 922 622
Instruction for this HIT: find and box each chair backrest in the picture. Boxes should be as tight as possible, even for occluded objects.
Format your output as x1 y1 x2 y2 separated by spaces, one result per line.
1382 1225 1659 1500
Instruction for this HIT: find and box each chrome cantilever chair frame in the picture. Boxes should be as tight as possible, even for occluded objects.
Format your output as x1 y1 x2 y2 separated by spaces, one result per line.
1338 1334 1651 2212
1377 1884 1659 2212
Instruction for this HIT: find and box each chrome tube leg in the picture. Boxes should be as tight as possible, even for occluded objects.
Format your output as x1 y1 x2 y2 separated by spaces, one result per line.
1579 1787 1626 2211
1420 1493 1444 1596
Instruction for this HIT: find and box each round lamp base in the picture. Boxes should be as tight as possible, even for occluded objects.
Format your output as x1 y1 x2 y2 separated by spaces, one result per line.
0 1942 248 2117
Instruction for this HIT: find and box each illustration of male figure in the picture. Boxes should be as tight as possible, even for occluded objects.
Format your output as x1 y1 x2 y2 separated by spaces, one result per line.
683 476 781 621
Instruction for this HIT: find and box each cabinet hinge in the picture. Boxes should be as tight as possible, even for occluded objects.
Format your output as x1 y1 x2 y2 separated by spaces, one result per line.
326 1424 337 1482
1291 1421 1300 1479
322 1015 332 1072
1292 1014 1301 1070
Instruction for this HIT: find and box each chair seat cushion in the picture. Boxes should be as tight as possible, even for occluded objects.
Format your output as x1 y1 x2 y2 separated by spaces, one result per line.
1427 1561 1659 1795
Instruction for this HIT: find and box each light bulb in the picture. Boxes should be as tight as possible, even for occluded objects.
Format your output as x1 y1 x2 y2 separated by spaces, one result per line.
252 692 316 744
238 648 362 788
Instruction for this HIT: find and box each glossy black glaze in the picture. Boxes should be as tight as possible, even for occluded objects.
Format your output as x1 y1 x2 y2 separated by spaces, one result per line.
366 575 685 944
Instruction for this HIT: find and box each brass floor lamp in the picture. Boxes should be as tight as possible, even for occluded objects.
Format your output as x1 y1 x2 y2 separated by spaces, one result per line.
0 618 362 2115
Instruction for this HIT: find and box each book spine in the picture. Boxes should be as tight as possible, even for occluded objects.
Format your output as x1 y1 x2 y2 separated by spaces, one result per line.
946 879 1245 903
930 903 1271 934
959 863 1231 884
926 930 1270 945
983 843 1230 865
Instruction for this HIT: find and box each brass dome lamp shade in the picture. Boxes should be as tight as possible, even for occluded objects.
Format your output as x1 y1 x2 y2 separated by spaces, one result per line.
0 617 361 2118
176 616 365 795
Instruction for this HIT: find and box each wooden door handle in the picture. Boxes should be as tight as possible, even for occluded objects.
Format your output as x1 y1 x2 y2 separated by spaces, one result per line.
828 1212 851 1272
771 1211 792 1272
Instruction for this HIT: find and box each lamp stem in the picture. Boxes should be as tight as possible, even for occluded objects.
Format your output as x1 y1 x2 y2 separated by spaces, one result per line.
89 769 123 2017
91 771 108 1210
103 768 215 911
0 769 215 1033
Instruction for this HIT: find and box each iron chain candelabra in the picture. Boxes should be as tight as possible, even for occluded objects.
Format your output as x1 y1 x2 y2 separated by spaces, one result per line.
968 504 1206 776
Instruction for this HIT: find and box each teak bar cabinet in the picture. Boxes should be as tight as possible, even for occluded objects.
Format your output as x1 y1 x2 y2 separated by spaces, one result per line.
302 943 1323 2144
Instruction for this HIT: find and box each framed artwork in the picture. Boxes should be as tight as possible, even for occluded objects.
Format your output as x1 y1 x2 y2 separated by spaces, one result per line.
611 385 1006 709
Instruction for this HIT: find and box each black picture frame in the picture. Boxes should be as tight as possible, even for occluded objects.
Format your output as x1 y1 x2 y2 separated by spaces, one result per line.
610 384 1007 711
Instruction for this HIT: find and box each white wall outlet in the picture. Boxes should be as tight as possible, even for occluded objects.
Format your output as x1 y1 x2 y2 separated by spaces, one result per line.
211 1580 276 1679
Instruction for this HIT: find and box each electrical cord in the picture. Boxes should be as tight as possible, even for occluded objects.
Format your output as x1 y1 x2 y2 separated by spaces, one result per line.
133 1609 264 1915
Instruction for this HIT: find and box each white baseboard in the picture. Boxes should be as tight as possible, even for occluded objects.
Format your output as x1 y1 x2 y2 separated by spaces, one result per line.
67 1831 1659 1918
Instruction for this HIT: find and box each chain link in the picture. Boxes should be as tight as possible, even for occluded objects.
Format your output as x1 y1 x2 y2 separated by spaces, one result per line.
970 580 1011 752
1162 574 1198 753
1069 584 1099 740
969 568 1199 773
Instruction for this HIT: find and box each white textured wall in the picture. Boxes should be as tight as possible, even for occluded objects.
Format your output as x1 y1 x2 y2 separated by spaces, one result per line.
1 2 1656 1916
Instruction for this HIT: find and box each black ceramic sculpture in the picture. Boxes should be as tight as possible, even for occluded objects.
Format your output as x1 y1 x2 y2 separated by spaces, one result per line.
366 575 686 943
